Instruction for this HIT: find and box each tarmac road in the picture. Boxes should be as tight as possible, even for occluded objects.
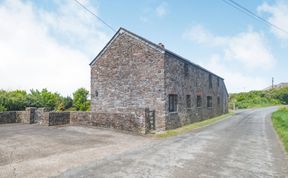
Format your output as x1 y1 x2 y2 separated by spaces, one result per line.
58 107 288 178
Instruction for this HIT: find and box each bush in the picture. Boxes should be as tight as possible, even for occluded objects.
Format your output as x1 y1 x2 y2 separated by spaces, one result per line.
0 88 90 111
229 86 287 109
0 105 7 112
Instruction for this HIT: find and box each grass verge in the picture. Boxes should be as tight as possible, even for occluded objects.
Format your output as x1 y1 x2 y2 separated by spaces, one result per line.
272 106 288 153
155 112 234 138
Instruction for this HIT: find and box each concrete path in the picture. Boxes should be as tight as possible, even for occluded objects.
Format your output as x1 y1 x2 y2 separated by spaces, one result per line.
57 107 288 178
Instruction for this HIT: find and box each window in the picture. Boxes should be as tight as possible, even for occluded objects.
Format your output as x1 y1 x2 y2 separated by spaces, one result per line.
217 96 220 105
217 78 220 87
196 95 202 107
207 96 212 108
209 74 212 88
169 94 177 112
186 95 191 108
184 63 189 77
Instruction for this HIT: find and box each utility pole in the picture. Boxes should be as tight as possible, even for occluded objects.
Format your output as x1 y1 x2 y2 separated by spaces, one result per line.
272 77 274 89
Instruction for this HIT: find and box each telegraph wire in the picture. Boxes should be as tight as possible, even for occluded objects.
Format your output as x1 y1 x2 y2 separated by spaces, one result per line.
73 0 116 32
222 0 288 35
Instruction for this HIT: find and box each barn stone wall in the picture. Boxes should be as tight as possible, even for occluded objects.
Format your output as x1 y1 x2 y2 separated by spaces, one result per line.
164 53 228 129
90 29 229 131
90 31 166 130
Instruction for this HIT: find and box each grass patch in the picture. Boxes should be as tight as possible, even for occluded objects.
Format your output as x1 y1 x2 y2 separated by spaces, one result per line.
272 106 288 153
155 112 234 138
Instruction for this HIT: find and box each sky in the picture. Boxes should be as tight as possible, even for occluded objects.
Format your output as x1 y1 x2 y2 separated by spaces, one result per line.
0 0 287 96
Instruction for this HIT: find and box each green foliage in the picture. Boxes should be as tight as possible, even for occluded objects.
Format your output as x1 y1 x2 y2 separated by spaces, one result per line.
0 104 7 112
0 90 28 111
63 96 73 110
0 88 90 111
73 88 90 111
272 107 288 152
229 87 288 109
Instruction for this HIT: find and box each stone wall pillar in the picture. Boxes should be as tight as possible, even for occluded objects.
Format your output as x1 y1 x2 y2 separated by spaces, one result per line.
21 107 37 124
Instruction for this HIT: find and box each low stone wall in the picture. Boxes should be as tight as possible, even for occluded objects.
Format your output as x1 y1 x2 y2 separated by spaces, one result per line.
48 112 70 126
70 110 147 134
34 108 49 123
0 111 17 124
1 107 149 134
0 107 36 124
16 111 29 123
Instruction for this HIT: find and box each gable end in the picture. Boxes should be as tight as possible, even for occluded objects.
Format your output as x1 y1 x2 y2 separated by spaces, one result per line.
90 27 165 66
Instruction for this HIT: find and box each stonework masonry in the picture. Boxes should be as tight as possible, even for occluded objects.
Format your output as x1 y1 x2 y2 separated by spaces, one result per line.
70 110 146 133
164 52 228 129
0 107 36 124
90 28 228 131
90 29 166 129
0 111 17 124
0 108 148 134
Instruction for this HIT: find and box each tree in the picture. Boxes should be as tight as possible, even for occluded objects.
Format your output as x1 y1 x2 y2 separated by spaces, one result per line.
73 88 90 111
28 89 64 111
63 96 73 109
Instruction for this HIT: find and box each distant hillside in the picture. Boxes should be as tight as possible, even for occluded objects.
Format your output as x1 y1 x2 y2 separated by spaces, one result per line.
264 82 288 90
229 86 288 109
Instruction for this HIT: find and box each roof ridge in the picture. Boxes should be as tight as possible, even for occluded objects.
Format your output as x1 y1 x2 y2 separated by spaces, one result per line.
118 27 224 79
90 27 225 80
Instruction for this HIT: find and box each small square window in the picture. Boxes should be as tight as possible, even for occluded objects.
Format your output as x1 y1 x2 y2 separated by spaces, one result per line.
169 94 177 112
207 96 212 108
186 95 191 108
196 95 202 107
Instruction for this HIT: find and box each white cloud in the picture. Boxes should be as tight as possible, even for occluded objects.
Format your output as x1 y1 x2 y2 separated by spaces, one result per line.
224 31 275 70
155 2 168 17
183 25 276 70
183 25 227 46
258 1 288 40
202 55 269 93
140 2 168 22
183 25 276 92
0 0 110 95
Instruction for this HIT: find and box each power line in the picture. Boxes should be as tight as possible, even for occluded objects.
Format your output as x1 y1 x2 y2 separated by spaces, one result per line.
73 0 116 32
222 0 288 35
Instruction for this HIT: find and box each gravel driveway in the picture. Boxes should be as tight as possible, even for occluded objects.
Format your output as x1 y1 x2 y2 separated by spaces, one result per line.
57 107 288 178
0 124 151 178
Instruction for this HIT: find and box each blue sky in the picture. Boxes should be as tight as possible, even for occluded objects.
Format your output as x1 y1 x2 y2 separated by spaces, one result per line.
0 0 287 95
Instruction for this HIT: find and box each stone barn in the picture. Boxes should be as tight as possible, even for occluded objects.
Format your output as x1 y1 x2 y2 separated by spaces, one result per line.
90 27 228 130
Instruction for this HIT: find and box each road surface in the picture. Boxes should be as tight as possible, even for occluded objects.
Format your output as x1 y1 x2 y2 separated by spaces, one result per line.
57 107 288 178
